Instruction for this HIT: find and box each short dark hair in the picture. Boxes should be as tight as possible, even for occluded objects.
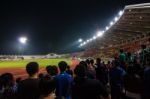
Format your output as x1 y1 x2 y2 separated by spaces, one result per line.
58 61 67 72
90 59 94 64
46 65 58 76
79 61 88 69
74 64 86 77
85 59 90 65
0 73 14 88
26 62 39 76
39 75 56 97
120 49 124 53
141 44 146 49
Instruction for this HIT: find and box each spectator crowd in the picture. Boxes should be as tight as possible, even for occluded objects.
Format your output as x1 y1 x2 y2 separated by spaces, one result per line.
0 44 150 99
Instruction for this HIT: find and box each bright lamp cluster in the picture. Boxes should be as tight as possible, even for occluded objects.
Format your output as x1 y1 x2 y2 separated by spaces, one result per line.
79 10 124 47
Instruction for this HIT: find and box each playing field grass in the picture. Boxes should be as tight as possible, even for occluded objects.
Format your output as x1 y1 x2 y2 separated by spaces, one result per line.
0 58 72 68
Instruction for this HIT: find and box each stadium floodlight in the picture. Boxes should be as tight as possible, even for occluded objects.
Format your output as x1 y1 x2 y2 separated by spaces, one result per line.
119 10 123 16
93 36 96 40
19 37 27 44
89 38 92 41
97 31 104 37
110 21 114 26
87 39 90 42
78 38 83 43
114 17 119 22
80 43 83 47
105 26 109 31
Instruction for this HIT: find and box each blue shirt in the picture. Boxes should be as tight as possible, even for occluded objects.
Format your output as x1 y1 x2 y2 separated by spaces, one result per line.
144 66 150 98
110 66 126 87
55 72 73 99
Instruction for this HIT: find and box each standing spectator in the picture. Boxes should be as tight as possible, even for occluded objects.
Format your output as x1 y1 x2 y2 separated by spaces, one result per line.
95 58 108 85
143 60 150 99
124 66 143 99
39 75 56 99
17 62 40 99
72 64 111 99
46 65 58 77
66 65 73 76
55 61 73 99
110 60 126 99
0 73 17 99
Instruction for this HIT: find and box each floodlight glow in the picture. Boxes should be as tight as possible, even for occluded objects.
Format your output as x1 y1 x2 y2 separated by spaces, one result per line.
78 38 83 43
87 39 90 42
97 31 104 37
89 38 92 41
119 10 123 16
114 17 118 22
93 36 96 40
80 43 83 46
106 26 109 30
110 21 114 26
19 37 27 44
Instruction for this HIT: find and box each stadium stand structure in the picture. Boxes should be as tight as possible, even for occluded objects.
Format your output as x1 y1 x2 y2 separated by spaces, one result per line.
81 3 150 58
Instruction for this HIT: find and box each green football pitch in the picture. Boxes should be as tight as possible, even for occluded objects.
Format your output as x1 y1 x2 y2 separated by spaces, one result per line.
0 58 72 68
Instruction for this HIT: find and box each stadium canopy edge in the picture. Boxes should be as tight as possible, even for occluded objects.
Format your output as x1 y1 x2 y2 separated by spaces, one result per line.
125 3 150 9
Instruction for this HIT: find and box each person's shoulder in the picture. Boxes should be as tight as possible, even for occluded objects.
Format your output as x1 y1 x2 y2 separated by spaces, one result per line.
20 78 39 84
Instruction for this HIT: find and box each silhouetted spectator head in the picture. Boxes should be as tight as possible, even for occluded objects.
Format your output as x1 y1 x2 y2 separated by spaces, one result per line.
58 61 67 72
16 77 22 83
90 59 94 65
26 62 39 76
0 73 14 88
96 58 101 64
141 44 146 49
74 64 86 78
85 59 90 65
114 60 120 67
107 61 111 64
79 61 88 69
39 74 56 97
120 49 124 53
46 65 58 76
38 73 44 79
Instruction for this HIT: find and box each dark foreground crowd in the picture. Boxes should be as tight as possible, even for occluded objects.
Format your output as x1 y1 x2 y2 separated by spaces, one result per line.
0 46 150 99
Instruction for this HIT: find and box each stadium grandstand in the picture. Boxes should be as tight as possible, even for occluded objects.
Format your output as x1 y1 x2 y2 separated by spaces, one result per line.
80 3 150 58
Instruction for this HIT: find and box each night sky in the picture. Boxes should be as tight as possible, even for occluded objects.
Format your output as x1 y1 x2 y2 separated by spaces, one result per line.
0 0 149 54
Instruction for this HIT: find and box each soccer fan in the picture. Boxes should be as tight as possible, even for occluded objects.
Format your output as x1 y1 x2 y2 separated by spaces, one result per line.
39 74 56 99
46 65 58 77
95 58 108 85
72 64 111 99
85 59 96 79
55 61 73 99
143 59 150 99
66 65 73 76
119 49 126 69
0 73 17 99
17 62 40 99
123 66 143 99
109 60 126 99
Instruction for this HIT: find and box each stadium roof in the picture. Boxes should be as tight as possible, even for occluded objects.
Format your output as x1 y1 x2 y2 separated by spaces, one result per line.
81 3 150 50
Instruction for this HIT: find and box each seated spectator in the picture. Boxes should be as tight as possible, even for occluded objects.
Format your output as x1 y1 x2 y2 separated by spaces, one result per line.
39 74 56 99
124 66 143 99
109 60 126 99
55 61 73 99
46 65 58 77
0 73 17 99
17 62 40 99
66 65 73 76
72 64 110 99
